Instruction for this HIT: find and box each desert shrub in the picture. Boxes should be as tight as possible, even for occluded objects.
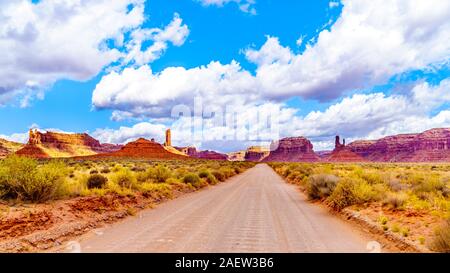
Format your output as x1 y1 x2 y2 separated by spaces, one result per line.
112 169 137 189
383 192 407 209
166 177 183 186
387 178 407 192
361 171 384 185
154 166 171 183
131 166 146 172
205 173 218 185
139 183 172 199
212 170 226 182
183 173 204 188
327 177 376 211
413 176 446 195
87 174 108 189
183 173 200 184
90 169 98 174
328 178 358 211
219 167 235 179
198 169 210 178
100 167 111 174
0 156 68 202
378 215 389 225
306 174 339 200
430 219 450 253
175 167 189 179
111 165 123 172
136 168 153 183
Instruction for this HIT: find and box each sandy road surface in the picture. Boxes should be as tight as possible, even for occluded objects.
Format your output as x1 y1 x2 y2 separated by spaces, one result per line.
65 164 375 253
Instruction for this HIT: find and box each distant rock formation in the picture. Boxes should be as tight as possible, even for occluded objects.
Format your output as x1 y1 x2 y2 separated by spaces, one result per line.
175 146 228 160
227 150 246 161
164 129 172 147
15 144 49 159
175 146 198 156
348 128 450 162
244 146 270 162
325 135 366 162
0 138 23 158
15 130 122 158
263 137 319 162
346 140 376 158
316 150 332 158
193 150 228 160
92 138 187 159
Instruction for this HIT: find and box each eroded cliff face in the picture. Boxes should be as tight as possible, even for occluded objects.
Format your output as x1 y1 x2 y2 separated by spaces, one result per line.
244 146 270 162
15 130 122 158
347 128 450 162
263 137 319 162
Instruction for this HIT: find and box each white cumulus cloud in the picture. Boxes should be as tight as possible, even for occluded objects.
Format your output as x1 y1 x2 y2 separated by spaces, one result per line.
196 0 257 14
0 0 190 106
92 0 450 119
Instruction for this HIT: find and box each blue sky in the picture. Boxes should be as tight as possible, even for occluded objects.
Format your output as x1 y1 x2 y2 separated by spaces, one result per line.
0 0 449 151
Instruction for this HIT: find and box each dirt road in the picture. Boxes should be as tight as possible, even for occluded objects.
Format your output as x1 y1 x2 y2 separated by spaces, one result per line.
67 164 375 253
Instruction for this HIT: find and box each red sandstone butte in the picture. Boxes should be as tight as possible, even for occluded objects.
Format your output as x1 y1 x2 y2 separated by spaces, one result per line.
14 130 122 158
348 128 450 162
325 136 366 162
15 144 49 159
263 137 320 162
244 146 270 162
93 138 187 159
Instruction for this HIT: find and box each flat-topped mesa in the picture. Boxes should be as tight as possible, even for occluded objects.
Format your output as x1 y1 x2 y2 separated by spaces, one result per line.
16 130 122 158
28 129 102 148
263 137 320 162
244 146 270 162
347 128 450 162
346 140 377 158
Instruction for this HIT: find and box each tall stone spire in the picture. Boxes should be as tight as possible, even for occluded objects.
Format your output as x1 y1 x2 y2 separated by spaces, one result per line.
165 129 172 147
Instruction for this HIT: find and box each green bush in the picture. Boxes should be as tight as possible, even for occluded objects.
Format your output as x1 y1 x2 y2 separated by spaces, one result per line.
307 174 339 200
205 173 218 185
183 173 200 184
112 169 137 189
154 166 171 183
212 170 226 182
0 156 68 202
139 183 173 199
87 174 108 189
327 177 376 211
383 192 407 209
219 167 235 179
100 167 111 174
198 169 210 178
